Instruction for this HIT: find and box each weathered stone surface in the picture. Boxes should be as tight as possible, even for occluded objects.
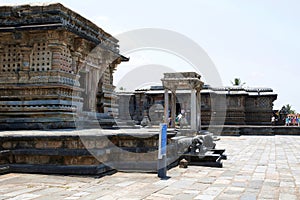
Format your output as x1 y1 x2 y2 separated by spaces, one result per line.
64 140 85 149
0 129 177 174
35 141 63 149
0 3 128 130
1 135 300 199
118 85 277 126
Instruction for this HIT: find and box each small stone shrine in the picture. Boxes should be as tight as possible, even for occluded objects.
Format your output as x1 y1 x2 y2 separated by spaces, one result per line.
161 72 203 131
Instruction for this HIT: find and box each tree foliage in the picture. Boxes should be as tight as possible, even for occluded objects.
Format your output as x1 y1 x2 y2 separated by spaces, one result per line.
231 78 245 86
119 86 126 91
285 104 296 114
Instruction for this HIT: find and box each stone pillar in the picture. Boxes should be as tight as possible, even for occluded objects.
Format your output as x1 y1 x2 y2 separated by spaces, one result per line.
49 45 62 71
190 88 197 130
89 68 96 112
196 89 201 132
136 94 142 121
164 89 169 125
20 45 31 71
71 51 81 74
171 90 176 128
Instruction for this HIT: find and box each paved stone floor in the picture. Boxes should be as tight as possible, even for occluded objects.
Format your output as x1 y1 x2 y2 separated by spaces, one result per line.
1 136 300 200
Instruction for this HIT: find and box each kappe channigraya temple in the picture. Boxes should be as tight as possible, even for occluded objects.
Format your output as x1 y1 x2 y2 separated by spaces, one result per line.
0 3 128 129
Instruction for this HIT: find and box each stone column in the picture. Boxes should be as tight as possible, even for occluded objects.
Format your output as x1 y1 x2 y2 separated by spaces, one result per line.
89 68 98 112
20 45 31 72
170 90 176 128
164 89 169 125
133 94 141 122
190 88 197 130
196 88 201 132
71 51 82 74
48 45 62 71
17 45 32 83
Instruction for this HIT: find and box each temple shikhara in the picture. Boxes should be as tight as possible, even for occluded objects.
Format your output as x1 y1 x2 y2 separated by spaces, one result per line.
0 3 128 129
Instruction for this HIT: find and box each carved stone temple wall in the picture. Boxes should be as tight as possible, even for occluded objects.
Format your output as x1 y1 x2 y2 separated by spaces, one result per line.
118 84 277 126
0 3 128 129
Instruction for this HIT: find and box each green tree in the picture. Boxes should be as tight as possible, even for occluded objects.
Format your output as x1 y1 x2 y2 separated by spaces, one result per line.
119 86 126 91
285 104 296 114
231 78 245 87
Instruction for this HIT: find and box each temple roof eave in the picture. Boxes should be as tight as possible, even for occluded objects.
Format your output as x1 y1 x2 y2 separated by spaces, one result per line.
131 85 277 96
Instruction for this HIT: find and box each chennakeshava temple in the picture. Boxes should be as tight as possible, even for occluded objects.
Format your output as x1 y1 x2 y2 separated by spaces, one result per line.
0 3 128 129
117 84 277 126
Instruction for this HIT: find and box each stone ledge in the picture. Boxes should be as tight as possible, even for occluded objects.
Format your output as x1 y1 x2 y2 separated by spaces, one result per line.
8 164 113 175
0 3 118 49
0 165 10 174
203 126 300 136
0 130 181 175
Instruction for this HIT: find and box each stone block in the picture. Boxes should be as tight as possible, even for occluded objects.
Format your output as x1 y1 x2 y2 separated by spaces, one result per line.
18 141 35 148
119 140 136 147
15 155 50 164
64 156 100 165
144 139 157 147
82 140 96 149
64 140 85 149
2 142 12 149
35 141 63 149
95 139 110 149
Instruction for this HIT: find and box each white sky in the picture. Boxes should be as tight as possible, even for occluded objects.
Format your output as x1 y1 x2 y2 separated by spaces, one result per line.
1 0 300 112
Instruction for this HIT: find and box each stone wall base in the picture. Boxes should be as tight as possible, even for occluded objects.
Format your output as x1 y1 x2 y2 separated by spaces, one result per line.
0 131 179 175
203 126 300 136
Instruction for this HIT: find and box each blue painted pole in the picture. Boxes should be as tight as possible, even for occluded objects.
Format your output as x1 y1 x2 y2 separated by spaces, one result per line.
158 123 167 178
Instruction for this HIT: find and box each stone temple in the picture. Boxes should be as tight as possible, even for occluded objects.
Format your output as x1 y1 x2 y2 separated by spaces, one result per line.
0 3 128 129
0 3 277 130
118 77 277 126
0 4 286 176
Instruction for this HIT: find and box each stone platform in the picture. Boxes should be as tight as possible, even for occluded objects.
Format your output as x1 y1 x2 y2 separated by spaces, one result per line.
1 126 300 176
0 135 300 199
0 129 179 175
203 125 300 136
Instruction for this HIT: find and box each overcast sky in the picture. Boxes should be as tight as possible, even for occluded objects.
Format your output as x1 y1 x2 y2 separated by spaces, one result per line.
1 0 300 112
